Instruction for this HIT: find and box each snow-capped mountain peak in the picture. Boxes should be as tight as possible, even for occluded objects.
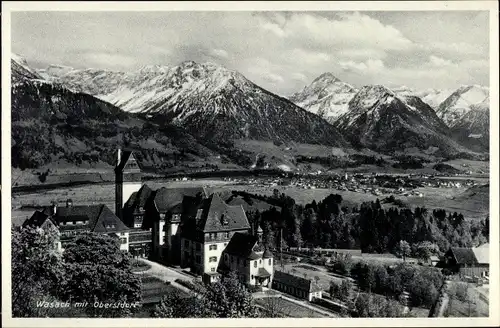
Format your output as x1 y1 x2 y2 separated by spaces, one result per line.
39 58 347 147
289 72 358 123
11 53 44 83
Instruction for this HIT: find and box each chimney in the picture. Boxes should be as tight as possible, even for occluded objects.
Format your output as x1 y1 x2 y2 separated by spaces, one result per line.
117 148 122 167
51 201 57 215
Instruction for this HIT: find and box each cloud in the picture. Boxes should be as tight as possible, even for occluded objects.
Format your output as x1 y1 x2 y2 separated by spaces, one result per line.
259 12 413 52
428 55 457 67
11 11 489 95
340 59 385 73
85 52 137 68
291 72 308 82
210 48 229 59
264 73 285 83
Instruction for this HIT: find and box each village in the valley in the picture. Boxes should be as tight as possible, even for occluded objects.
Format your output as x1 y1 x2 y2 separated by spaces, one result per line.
15 148 490 318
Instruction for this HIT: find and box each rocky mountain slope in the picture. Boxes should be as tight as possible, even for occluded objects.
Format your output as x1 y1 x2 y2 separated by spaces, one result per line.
289 73 358 123
11 56 215 171
41 61 348 147
393 86 454 110
11 53 44 84
334 85 471 156
436 85 489 152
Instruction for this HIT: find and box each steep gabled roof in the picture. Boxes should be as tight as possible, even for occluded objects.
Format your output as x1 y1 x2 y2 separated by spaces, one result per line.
472 244 489 264
26 204 130 234
450 247 478 265
273 270 321 293
199 194 250 233
153 187 207 214
23 210 52 228
90 205 131 233
115 149 142 172
124 184 153 211
223 232 258 259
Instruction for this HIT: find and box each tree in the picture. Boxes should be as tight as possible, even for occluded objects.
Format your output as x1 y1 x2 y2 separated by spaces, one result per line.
11 226 64 317
395 240 412 262
258 293 288 318
59 233 141 317
414 241 440 263
193 271 259 318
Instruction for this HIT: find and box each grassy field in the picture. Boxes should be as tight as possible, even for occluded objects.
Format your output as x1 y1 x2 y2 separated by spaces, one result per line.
11 174 488 227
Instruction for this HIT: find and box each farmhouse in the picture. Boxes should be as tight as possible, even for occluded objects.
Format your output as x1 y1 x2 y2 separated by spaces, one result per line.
24 201 131 252
272 270 323 302
443 244 489 278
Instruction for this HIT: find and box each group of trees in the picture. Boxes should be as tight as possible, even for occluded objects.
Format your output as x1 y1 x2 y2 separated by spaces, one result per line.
246 192 488 258
153 272 260 318
331 259 444 309
11 226 141 318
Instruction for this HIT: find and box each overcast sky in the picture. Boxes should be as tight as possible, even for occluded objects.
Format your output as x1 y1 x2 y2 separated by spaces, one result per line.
11 11 489 96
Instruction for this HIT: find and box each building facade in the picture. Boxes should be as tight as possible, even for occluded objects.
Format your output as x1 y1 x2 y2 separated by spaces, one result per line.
179 193 252 278
443 244 490 278
219 229 274 287
24 201 131 252
272 270 323 302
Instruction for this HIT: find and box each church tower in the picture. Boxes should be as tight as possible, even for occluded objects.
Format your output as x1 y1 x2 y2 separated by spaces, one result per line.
115 148 142 220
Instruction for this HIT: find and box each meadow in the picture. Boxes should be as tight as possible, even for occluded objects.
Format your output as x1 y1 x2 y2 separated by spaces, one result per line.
11 176 488 227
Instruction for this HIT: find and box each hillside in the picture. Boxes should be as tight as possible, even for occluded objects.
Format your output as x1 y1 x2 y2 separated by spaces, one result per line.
11 78 218 172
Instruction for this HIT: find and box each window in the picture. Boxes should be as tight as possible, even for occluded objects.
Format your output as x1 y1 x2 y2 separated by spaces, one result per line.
196 243 201 251
259 259 262 264
214 232 218 239
268 259 272 265
196 255 201 264
224 243 227 247
254 261 257 268
211 267 216 272
184 240 189 247
225 232 229 238
209 244 217 251
120 237 127 244
225 254 229 262
209 256 217 263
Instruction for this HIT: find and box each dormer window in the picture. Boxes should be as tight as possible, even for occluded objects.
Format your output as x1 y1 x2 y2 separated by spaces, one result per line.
221 214 229 225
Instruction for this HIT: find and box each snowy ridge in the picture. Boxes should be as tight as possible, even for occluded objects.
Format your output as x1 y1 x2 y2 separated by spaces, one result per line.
436 85 489 128
289 73 358 123
41 59 347 146
334 85 467 155
11 53 44 83
393 86 454 109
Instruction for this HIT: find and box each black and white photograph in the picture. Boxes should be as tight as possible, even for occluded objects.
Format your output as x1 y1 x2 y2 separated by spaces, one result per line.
2 1 499 326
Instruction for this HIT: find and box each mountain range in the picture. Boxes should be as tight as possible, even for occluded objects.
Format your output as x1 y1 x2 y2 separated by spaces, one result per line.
35 61 347 148
290 74 489 152
334 85 469 155
10 53 489 172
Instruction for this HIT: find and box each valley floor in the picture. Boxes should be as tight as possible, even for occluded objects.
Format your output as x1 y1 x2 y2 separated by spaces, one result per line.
11 174 489 227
